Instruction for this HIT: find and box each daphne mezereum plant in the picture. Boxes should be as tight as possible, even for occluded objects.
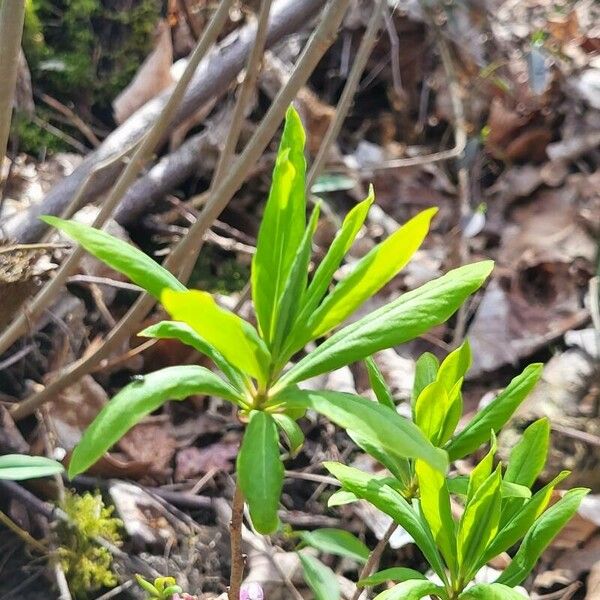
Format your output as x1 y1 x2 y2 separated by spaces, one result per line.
42 106 493 540
316 342 588 600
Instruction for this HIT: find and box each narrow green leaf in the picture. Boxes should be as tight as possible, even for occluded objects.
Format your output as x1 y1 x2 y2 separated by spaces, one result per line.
0 455 64 480
457 467 502 581
272 413 304 457
41 216 185 299
438 379 464 446
459 583 527 599
414 380 449 446
447 476 531 499
373 579 446 600
412 352 439 404
307 207 438 340
480 471 570 567
252 106 306 343
278 261 494 387
365 356 395 409
324 462 448 581
415 459 457 575
237 411 284 534
278 388 448 472
298 552 340 600
466 434 497 502
161 289 271 384
358 567 426 587
139 321 249 393
446 363 543 461
436 339 472 391
69 366 239 477
271 204 320 357
505 418 550 488
298 528 369 563
496 488 589 587
328 489 358 507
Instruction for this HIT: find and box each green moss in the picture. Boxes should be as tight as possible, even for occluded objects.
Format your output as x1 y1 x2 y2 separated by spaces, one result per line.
57 491 122 597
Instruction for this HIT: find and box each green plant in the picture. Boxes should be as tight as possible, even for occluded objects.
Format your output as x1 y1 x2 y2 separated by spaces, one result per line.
135 575 183 599
57 490 122 597
0 454 64 480
43 106 492 589
320 343 588 599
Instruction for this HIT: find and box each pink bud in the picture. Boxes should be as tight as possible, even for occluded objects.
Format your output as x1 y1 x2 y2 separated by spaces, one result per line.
240 582 264 600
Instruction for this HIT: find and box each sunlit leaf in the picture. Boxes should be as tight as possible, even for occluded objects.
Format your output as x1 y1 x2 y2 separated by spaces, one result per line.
358 567 426 587
373 579 446 600
365 356 395 409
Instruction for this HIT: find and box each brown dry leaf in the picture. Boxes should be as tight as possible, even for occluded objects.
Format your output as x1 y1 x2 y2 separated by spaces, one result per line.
113 20 174 124
118 421 177 478
547 10 581 46
175 436 238 481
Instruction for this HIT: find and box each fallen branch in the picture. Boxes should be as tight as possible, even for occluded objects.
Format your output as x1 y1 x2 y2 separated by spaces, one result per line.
5 0 326 244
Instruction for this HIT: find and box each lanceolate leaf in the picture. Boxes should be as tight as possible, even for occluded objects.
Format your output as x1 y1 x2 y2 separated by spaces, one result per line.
415 459 457 575
505 418 550 488
69 366 240 477
278 261 494 386
324 462 448 581
327 489 358 507
306 207 438 340
252 107 306 343
459 583 527 599
446 363 543 461
414 380 449 445
298 552 340 600
496 488 589 587
139 321 249 394
298 528 369 563
272 413 304 457
0 455 64 480
412 352 439 404
373 579 446 600
237 411 284 534
162 290 271 385
279 388 447 472
436 339 472 391
358 568 426 587
42 216 185 299
365 356 395 409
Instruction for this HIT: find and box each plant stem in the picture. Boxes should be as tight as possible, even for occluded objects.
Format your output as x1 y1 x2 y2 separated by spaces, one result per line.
352 521 397 600
0 0 25 174
228 480 246 600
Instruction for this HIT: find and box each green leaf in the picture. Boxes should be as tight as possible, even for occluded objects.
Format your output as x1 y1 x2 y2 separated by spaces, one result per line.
412 352 439 404
505 418 550 488
0 455 64 480
457 467 502 581
324 462 448 581
414 380 449 446
272 413 304 457
480 471 570 567
438 379 464 446
252 106 306 344
459 583 527 599
496 488 589 587
69 366 239 477
307 207 438 340
447 476 531 500
284 192 373 358
436 339 472 391
358 567 426 587
298 528 369 563
466 434 497 502
161 289 271 385
415 459 457 575
41 216 185 299
237 411 284 534
365 356 395 409
271 204 320 358
277 261 494 387
298 552 340 600
446 363 543 461
278 388 448 472
139 320 249 394
373 579 446 600
328 489 358 507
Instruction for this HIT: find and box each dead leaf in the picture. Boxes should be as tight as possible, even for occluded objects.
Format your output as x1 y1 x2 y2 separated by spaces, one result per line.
175 437 238 481
119 422 177 478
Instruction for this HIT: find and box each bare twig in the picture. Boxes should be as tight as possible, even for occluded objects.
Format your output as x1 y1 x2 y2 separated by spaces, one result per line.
0 0 234 358
307 0 385 189
0 508 48 554
351 522 398 600
0 0 25 174
229 481 246 600
10 0 350 420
